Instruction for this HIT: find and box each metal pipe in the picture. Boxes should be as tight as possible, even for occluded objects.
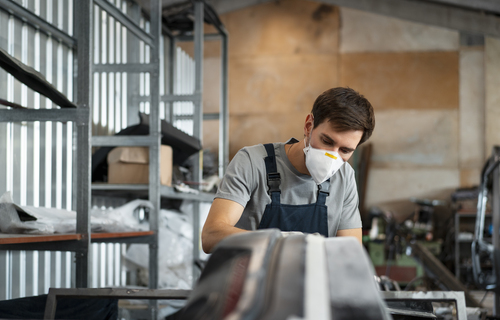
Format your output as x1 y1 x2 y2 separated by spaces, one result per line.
0 0 76 49
94 0 154 47
74 0 93 289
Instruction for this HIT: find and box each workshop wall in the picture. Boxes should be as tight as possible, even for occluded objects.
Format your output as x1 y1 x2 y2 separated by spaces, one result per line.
200 1 500 217
203 0 341 158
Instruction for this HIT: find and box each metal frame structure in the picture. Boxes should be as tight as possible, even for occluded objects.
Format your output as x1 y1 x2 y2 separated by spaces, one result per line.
0 0 229 307
382 291 468 320
43 287 191 320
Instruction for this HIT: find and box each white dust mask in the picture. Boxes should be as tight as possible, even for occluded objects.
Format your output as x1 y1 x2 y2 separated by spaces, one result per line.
303 139 345 185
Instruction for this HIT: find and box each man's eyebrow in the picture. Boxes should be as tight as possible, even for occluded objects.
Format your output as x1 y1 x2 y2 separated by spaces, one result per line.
321 133 356 152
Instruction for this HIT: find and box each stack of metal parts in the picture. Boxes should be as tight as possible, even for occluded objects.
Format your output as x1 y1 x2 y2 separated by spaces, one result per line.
172 229 475 319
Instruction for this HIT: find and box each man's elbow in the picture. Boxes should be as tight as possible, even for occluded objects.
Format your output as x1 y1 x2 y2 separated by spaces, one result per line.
201 224 215 254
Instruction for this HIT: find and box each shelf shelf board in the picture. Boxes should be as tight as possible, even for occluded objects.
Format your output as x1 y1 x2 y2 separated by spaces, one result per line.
0 231 156 250
0 233 82 245
91 230 155 244
92 183 215 202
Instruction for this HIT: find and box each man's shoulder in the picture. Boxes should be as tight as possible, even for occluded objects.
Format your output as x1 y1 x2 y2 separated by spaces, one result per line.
238 142 283 159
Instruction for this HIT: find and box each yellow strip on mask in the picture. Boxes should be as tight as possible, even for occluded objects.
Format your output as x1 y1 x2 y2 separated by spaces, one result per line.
325 152 337 160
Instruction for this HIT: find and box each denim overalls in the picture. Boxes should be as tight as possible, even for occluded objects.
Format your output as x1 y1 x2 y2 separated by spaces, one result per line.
257 143 330 236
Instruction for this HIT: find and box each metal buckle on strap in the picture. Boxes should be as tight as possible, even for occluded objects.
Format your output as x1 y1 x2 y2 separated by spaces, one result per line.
317 180 330 197
267 172 281 194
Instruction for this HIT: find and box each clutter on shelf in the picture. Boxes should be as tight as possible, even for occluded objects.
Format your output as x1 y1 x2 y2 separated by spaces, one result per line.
0 191 153 234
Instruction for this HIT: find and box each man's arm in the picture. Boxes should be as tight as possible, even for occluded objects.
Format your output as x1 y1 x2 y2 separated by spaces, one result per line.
202 198 249 253
336 228 362 244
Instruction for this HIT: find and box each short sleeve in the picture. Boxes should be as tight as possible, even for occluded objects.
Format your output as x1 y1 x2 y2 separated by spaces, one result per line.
214 148 255 208
338 168 362 230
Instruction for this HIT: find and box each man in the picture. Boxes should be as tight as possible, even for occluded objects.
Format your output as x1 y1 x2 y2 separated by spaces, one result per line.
202 87 375 253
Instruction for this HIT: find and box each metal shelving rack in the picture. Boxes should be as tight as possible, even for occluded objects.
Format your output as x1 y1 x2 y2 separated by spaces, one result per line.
0 0 229 297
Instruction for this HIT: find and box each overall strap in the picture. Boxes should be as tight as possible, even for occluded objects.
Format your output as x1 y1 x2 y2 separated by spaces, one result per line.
263 144 281 202
316 179 330 205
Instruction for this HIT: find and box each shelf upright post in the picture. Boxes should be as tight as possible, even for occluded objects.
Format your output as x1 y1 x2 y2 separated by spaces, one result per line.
74 0 93 288
126 2 141 126
220 29 229 178
493 146 500 315
149 0 161 294
167 35 176 123
192 0 204 282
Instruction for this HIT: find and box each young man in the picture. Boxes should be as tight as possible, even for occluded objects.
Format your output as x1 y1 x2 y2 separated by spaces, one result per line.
202 87 375 253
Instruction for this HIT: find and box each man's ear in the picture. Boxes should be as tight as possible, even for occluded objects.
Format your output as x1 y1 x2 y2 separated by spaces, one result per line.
304 113 314 137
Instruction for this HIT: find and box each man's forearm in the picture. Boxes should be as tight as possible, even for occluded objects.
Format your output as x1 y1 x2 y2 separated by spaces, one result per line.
201 222 248 253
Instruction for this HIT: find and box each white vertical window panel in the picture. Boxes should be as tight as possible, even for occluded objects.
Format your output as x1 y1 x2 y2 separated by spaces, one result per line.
101 72 108 129
115 73 121 132
92 243 99 288
107 243 114 286
94 5 100 65
56 44 64 209
100 243 106 287
19 251 26 298
32 251 39 296
43 251 51 294
114 243 121 286
65 252 71 288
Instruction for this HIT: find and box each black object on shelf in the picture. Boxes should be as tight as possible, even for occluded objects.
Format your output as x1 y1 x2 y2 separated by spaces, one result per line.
92 112 202 182
162 0 223 34
0 46 77 109
0 294 117 320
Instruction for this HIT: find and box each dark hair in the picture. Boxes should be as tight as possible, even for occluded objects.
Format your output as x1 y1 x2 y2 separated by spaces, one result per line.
311 87 375 145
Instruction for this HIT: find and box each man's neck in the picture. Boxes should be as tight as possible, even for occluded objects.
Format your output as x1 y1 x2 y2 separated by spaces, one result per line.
287 140 309 175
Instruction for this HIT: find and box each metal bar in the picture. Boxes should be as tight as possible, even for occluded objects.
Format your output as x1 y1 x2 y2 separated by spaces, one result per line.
192 0 205 282
93 63 156 73
149 0 161 304
74 0 92 289
91 135 157 147
167 36 175 122
91 183 149 191
493 146 500 315
0 0 76 49
0 108 88 124
220 31 229 177
176 33 222 42
0 241 82 252
161 93 202 102
454 214 460 280
382 291 467 320
93 0 154 48
126 2 141 127
426 0 500 15
44 288 191 320
318 0 500 38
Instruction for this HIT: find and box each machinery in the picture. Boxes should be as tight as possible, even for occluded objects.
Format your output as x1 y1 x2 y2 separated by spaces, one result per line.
473 147 500 296
172 229 470 320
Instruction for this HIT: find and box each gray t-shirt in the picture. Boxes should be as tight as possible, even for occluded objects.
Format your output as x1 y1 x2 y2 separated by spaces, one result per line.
215 139 362 236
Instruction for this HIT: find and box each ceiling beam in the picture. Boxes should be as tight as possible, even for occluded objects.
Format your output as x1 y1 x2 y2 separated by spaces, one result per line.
206 0 274 15
424 0 500 15
317 0 500 38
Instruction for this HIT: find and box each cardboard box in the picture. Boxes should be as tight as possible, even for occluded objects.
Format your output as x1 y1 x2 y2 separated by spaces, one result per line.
107 146 172 186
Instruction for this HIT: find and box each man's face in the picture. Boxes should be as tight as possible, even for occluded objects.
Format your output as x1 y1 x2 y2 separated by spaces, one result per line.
305 116 363 162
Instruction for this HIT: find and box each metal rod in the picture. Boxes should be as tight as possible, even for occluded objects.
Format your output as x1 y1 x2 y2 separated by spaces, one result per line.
93 63 156 73
161 93 202 102
493 146 500 315
192 0 205 283
91 135 157 147
0 0 76 49
220 32 229 177
176 33 222 42
74 0 93 289
149 0 161 296
94 0 154 47
0 108 88 124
